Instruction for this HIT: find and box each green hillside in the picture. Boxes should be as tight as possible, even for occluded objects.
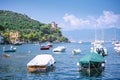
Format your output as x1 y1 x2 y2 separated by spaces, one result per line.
0 10 69 43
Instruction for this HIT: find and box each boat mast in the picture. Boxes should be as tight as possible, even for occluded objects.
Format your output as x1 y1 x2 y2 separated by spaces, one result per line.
115 28 117 41
94 24 97 41
101 28 104 43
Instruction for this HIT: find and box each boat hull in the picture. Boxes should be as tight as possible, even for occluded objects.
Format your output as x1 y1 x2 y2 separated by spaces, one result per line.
28 66 47 72
27 65 55 73
4 50 16 52
40 46 50 50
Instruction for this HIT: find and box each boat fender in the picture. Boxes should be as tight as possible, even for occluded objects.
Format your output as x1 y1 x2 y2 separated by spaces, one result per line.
77 62 80 66
101 63 105 67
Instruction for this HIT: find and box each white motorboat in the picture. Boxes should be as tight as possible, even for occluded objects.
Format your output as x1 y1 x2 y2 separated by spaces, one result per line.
27 54 55 72
53 46 66 52
72 49 81 54
3 46 16 52
114 42 120 47
114 46 120 53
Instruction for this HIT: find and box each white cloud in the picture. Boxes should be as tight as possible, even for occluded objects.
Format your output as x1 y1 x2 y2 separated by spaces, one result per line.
97 11 120 26
63 13 90 26
61 11 120 30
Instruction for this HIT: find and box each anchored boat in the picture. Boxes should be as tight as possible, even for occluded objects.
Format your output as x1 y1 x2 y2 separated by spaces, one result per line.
27 54 55 73
3 46 16 52
77 52 105 76
72 49 81 55
53 46 66 52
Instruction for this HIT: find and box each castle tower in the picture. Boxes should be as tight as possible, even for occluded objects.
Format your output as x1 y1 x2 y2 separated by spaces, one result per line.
51 21 57 30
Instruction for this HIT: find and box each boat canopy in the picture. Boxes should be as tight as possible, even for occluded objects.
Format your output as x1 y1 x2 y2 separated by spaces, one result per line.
79 52 105 64
27 54 55 66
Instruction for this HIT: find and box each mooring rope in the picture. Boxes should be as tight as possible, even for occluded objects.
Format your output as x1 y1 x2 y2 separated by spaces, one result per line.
91 63 101 74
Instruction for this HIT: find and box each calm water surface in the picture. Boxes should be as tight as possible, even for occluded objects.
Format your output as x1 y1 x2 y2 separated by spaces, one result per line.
0 42 120 80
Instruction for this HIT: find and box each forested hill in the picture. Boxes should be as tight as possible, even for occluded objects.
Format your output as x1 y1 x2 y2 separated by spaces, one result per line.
0 10 69 43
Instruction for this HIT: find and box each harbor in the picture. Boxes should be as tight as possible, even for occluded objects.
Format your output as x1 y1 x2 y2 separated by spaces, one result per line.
0 42 120 79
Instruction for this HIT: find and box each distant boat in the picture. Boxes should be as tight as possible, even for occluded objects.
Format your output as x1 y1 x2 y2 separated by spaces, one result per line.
13 41 23 45
40 45 50 50
53 46 66 52
114 42 120 47
77 52 105 76
27 54 55 73
3 46 16 52
114 46 120 53
91 40 103 45
78 41 82 44
72 49 81 55
33 42 40 46
2 54 10 58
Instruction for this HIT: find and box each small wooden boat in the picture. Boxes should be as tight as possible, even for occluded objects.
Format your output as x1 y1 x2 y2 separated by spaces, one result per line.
2 54 10 58
27 54 55 73
40 45 50 50
53 46 66 52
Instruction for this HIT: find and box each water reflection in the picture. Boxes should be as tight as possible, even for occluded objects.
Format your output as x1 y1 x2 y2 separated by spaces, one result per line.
79 68 104 77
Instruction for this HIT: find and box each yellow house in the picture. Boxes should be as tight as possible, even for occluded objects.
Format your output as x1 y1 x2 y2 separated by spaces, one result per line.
10 31 19 43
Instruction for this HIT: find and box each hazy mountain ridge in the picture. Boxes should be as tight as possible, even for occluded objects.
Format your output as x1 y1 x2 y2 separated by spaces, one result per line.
62 28 120 42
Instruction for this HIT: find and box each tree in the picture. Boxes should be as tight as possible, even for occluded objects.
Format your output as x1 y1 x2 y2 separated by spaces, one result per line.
0 10 69 43
0 25 5 31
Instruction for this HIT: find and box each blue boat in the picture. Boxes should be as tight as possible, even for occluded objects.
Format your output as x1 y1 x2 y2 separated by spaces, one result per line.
3 46 16 52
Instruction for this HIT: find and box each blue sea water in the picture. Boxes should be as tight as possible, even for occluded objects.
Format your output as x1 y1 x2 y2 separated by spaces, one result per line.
0 42 120 80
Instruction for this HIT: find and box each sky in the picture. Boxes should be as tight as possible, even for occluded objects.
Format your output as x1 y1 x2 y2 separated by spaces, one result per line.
0 0 120 31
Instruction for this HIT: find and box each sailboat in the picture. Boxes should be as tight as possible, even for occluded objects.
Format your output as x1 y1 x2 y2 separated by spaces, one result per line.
113 28 120 53
91 25 108 57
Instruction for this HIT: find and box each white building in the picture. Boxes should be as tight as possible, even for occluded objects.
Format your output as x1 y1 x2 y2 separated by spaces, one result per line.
0 36 4 44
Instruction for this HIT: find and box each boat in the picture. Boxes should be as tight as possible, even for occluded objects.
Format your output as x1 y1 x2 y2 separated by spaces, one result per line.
114 46 120 53
78 40 82 44
77 52 105 76
114 42 120 47
91 42 107 57
3 46 16 52
53 46 66 52
91 40 104 45
27 54 55 73
33 42 40 46
40 45 50 50
47 42 53 47
91 24 107 57
2 54 10 58
13 41 23 45
72 49 81 54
